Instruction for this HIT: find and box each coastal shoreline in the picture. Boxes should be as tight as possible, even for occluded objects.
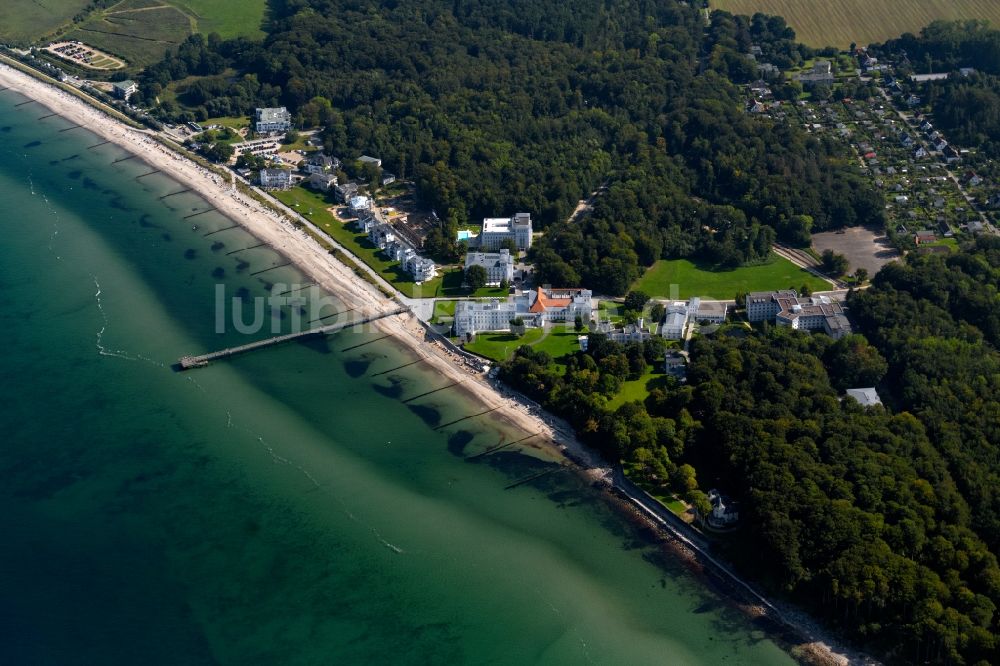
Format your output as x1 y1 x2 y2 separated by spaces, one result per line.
0 61 870 666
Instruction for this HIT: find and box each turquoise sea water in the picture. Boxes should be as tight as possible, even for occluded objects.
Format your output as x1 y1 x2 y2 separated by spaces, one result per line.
0 89 794 665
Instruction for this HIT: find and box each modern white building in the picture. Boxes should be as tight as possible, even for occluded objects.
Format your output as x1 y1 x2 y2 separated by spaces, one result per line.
112 79 137 100
748 290 852 338
454 287 592 336
349 195 372 213
479 213 533 250
404 253 436 282
258 168 292 190
358 155 382 168
465 249 514 286
255 107 292 133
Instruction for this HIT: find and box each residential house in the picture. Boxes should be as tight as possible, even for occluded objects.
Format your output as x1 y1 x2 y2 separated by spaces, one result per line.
258 168 292 190
796 60 834 86
334 182 359 203
966 172 983 187
358 155 382 168
254 107 292 134
933 139 949 152
479 212 533 250
749 80 772 97
663 351 687 379
747 98 767 114
943 145 961 163
915 230 937 245
757 63 780 79
465 249 515 286
303 154 338 174
706 490 740 528
368 222 395 249
381 172 396 186
308 172 337 192
914 146 928 159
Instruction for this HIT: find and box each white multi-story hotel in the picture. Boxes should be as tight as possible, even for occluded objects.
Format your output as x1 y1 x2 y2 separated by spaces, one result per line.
255 107 292 133
454 287 593 336
258 168 292 190
465 249 515 286
660 298 729 339
479 213 533 250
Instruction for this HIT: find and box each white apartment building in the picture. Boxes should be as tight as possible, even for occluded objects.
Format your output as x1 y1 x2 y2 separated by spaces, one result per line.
258 168 291 190
255 107 292 133
479 213 533 250
464 249 514 286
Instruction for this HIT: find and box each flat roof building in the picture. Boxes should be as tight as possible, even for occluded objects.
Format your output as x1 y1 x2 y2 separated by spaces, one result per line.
480 213 532 250
255 107 292 134
465 249 514 286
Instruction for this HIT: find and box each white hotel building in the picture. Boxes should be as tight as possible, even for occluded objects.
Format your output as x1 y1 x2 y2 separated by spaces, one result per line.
454 287 592 337
479 213 533 250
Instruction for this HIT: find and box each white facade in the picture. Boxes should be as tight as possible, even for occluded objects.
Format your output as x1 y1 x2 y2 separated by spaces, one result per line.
350 195 372 213
480 213 532 250
465 249 514 286
255 107 292 133
662 302 689 339
258 168 291 190
404 254 436 282
454 287 593 336
454 300 520 336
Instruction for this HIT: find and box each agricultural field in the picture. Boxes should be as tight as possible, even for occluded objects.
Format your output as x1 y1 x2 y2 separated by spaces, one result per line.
2 0 267 68
711 0 1000 48
0 0 91 44
632 256 829 300
64 0 194 68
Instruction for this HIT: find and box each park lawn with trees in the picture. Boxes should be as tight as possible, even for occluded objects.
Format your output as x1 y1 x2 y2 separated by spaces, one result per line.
465 325 582 364
632 256 829 299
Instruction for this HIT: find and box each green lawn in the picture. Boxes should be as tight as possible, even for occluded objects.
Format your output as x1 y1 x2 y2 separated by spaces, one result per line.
464 326 582 364
173 0 268 38
204 115 249 131
632 256 829 299
607 369 671 410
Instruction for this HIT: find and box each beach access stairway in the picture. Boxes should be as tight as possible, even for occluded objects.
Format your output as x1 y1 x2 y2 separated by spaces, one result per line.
178 306 409 370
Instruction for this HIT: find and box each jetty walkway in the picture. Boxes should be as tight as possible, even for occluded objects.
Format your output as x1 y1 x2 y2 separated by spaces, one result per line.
178 307 409 370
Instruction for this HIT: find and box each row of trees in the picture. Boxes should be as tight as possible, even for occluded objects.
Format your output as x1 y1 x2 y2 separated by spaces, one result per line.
137 2 883 294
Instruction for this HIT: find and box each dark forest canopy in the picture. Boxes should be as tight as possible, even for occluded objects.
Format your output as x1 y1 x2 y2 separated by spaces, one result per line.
138 1 882 294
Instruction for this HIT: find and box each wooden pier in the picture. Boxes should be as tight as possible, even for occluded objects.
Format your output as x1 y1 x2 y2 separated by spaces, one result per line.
177 307 409 371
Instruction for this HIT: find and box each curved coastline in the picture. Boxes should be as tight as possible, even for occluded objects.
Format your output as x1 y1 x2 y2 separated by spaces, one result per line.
0 59 872 665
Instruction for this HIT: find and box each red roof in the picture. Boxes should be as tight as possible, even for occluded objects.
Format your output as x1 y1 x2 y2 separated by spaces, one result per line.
529 286 573 313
